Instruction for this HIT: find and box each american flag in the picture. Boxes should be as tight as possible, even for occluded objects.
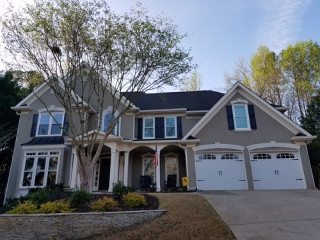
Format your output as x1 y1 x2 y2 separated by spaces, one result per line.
154 144 158 169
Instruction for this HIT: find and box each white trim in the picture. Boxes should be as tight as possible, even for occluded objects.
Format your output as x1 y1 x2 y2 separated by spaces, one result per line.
21 144 65 149
19 150 61 189
165 116 177 138
247 142 300 151
143 117 155 139
139 108 187 113
36 112 65 137
15 82 48 107
193 143 245 152
183 82 313 140
101 108 120 136
232 103 251 131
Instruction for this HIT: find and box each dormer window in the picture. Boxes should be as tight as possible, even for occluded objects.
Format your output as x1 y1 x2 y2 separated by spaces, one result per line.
226 98 257 131
37 113 64 136
232 104 250 130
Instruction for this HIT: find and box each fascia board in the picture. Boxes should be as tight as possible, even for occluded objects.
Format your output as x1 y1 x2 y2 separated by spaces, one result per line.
15 82 49 107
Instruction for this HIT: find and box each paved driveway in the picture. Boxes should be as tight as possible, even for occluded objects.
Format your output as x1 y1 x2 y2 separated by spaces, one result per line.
200 190 320 240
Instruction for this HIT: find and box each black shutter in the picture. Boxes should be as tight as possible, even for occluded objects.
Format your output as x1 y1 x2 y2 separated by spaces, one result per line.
63 115 69 136
226 106 234 130
248 105 257 129
155 117 164 138
177 117 182 138
137 118 143 139
30 114 38 137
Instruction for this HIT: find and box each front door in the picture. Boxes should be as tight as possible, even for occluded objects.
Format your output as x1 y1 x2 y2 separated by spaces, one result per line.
99 156 111 190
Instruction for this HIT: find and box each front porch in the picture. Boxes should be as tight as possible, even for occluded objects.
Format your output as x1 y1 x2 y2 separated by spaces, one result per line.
69 143 187 192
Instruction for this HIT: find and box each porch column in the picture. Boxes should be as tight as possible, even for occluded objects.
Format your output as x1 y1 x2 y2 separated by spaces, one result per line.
70 148 78 189
114 150 119 184
156 149 161 192
108 149 116 192
123 151 129 186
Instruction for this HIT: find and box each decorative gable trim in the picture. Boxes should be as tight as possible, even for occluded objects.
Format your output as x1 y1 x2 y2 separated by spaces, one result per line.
183 82 313 140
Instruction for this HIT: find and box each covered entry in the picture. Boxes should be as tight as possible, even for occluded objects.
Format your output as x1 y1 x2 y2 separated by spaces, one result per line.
195 153 248 190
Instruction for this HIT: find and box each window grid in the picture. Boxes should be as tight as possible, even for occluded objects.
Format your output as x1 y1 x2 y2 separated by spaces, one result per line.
199 154 216 160
253 154 272 159
276 153 295 159
21 151 60 188
221 154 240 160
165 117 177 138
37 113 64 136
143 118 154 139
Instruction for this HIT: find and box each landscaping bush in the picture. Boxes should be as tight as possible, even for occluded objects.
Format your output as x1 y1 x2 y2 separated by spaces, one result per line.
0 195 30 214
90 197 119 212
69 190 91 208
122 193 146 208
29 188 50 205
40 200 74 213
6 201 38 214
112 181 128 200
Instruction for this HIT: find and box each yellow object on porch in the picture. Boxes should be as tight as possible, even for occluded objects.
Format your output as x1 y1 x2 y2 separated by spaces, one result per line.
182 177 189 187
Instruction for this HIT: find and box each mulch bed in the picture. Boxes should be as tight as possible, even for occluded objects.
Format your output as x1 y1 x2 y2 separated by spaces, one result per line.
75 194 159 212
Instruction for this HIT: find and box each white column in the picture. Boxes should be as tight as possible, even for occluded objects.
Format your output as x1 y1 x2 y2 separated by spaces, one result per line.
114 150 119 184
124 151 129 186
70 148 78 189
108 149 116 192
156 149 161 192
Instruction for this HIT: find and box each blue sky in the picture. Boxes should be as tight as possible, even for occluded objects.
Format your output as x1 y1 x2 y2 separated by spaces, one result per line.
1 0 320 92
108 0 320 92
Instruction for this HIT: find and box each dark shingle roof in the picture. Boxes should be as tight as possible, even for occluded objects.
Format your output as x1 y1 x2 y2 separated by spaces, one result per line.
22 137 65 145
122 91 225 111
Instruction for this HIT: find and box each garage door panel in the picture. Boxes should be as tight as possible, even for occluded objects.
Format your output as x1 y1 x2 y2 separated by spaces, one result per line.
195 153 248 190
251 152 306 190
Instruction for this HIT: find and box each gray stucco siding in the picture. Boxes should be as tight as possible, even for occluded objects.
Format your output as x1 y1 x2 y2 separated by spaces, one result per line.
195 93 296 146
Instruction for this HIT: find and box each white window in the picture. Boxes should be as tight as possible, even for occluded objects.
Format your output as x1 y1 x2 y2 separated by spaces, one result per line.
143 118 154 139
232 104 250 130
37 113 64 136
165 117 177 138
102 113 119 135
21 151 60 188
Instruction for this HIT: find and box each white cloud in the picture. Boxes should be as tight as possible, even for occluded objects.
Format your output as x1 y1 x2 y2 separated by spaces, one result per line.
257 0 311 53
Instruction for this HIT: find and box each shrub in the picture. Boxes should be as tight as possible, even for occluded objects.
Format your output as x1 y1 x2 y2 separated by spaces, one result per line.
0 195 30 214
122 193 146 208
29 188 50 205
69 190 91 208
112 181 128 200
90 197 119 212
40 200 74 213
6 201 38 214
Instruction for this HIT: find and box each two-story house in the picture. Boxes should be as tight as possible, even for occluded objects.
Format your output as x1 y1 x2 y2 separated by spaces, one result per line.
5 81 316 201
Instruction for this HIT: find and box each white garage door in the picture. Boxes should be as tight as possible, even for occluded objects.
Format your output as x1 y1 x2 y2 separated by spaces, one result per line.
195 153 248 190
251 152 306 190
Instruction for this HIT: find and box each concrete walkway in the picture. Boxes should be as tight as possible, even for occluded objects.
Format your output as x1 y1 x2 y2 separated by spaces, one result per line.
200 190 320 240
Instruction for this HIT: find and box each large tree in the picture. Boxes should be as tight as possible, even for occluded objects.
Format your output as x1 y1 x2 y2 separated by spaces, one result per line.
1 0 193 191
280 40 320 119
250 46 285 106
0 71 29 205
301 92 320 187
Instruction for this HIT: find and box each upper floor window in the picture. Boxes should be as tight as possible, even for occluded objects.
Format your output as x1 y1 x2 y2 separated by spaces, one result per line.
37 113 64 136
233 104 250 130
165 117 177 138
226 99 257 131
143 118 154 139
102 113 119 135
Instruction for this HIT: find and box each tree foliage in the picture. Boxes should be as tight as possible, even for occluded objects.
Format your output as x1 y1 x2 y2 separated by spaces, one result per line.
225 41 320 122
180 71 202 91
1 0 194 191
301 92 320 187
280 40 320 119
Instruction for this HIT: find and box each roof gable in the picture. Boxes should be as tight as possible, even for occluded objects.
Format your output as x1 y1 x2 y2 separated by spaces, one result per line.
183 82 313 139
